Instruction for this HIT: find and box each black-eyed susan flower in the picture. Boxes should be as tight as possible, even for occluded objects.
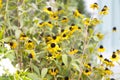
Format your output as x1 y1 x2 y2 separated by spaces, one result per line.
48 35 61 43
107 61 114 67
38 22 45 27
61 29 69 34
46 53 55 60
82 18 90 26
98 45 105 52
61 17 68 23
50 13 58 20
103 58 114 67
45 35 52 43
96 32 104 40
116 49 120 54
103 58 110 65
9 41 17 49
104 68 113 75
90 3 99 9
68 24 78 35
68 48 78 55
60 33 69 40
91 18 101 26
47 42 61 53
73 9 84 18
98 54 104 61
112 27 117 32
53 52 61 59
84 63 91 69
110 52 120 61
57 7 64 14
19 33 28 40
49 68 58 76
99 5 109 15
45 21 53 28
28 50 35 59
25 40 35 50
78 26 82 31
43 7 53 15
83 69 91 76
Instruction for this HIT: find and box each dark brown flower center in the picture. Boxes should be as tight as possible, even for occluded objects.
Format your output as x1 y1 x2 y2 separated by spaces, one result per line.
100 45 103 49
112 54 116 58
10 42 13 46
100 54 103 58
63 34 66 37
51 43 56 48
64 76 69 80
85 69 89 72
47 7 52 11
52 36 56 40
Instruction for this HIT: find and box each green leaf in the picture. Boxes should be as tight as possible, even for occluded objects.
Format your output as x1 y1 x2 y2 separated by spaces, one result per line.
0 27 5 40
27 73 39 80
15 29 21 39
71 62 80 72
32 64 40 75
62 54 68 67
41 68 48 78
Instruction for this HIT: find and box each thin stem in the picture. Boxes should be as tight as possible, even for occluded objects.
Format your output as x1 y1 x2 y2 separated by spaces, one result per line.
54 75 57 80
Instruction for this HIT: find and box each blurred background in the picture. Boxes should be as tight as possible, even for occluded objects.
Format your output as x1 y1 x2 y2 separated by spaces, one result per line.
85 0 120 79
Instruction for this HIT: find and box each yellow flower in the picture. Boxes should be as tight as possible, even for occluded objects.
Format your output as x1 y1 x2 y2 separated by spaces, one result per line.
38 22 45 27
19 33 28 40
28 50 36 59
116 49 120 55
49 35 61 43
73 9 84 18
25 40 35 50
43 7 53 15
46 52 61 60
84 63 91 69
9 41 17 49
57 7 64 15
99 5 109 15
96 32 104 40
45 21 53 28
98 45 105 52
47 42 61 53
98 54 104 61
46 53 55 60
112 27 117 32
90 3 99 9
68 48 78 55
49 68 58 76
82 18 90 26
103 58 114 67
45 35 52 43
68 24 79 35
110 52 120 61
91 18 101 26
61 33 69 40
107 61 114 67
104 68 113 75
61 17 68 23
0 0 2 8
83 69 91 76
53 52 61 59
50 13 58 20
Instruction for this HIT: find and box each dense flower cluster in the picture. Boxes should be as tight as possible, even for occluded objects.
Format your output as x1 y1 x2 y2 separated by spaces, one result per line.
0 0 118 80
